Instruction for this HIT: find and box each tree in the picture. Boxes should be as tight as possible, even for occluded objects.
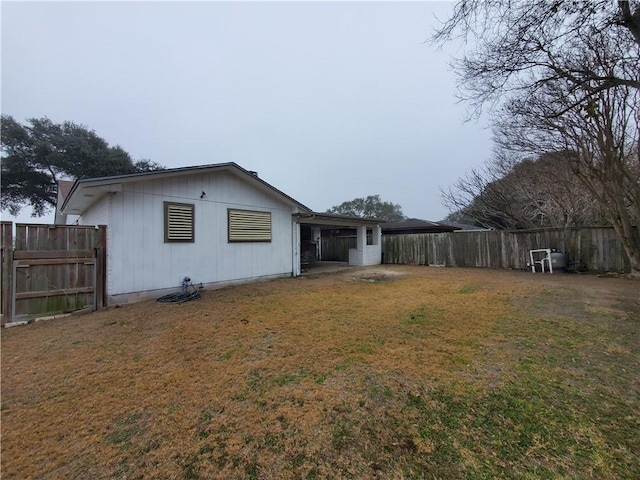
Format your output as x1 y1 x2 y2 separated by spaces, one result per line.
434 0 640 275
327 195 405 220
432 1 640 116
442 151 606 230
1 116 163 216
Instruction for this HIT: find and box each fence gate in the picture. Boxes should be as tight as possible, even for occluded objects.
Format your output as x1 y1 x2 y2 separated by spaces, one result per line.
1 223 106 325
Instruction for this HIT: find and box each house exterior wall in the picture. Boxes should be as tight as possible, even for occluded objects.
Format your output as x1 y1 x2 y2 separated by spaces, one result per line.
77 170 297 303
76 196 113 295
348 225 382 266
348 244 382 266
77 196 110 226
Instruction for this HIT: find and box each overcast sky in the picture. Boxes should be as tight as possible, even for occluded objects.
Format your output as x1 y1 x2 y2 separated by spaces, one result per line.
1 0 492 223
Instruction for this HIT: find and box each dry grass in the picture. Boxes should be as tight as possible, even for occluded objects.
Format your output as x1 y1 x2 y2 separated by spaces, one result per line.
1 266 638 479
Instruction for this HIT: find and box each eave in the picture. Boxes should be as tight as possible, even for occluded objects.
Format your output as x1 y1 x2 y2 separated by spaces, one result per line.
297 212 385 227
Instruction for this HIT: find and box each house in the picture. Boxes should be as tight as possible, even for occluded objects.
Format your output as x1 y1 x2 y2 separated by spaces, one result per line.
57 163 382 305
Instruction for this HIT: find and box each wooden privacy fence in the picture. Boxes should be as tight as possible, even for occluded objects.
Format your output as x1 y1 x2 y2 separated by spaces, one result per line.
381 227 636 273
321 236 357 262
1 222 106 325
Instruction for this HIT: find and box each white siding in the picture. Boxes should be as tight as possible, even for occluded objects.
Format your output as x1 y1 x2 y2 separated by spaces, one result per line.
89 170 296 297
64 214 81 225
78 196 110 226
77 196 114 298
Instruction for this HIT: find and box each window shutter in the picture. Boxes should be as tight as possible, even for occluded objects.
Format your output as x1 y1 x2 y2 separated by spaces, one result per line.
228 209 271 242
165 202 194 242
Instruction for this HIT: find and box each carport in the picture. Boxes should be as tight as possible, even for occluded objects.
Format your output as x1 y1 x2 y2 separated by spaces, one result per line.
294 212 384 274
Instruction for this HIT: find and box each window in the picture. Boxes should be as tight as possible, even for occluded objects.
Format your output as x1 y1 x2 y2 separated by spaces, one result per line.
164 202 194 242
228 209 271 242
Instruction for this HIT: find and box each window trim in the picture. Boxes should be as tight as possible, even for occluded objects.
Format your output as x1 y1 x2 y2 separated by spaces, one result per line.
164 201 195 243
228 208 272 243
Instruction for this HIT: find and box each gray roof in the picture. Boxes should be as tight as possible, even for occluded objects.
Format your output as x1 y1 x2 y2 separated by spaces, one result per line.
382 218 460 233
438 221 492 232
57 180 75 201
299 212 384 227
60 162 312 216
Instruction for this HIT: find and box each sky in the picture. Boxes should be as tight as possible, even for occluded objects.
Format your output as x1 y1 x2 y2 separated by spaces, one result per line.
1 0 492 224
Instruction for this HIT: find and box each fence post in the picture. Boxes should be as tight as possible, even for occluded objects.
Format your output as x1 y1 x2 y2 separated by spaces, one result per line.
1 222 14 325
95 225 107 310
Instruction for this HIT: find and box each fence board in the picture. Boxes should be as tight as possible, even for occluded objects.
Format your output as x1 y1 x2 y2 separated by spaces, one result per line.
15 257 95 266
13 250 95 260
77 227 87 250
16 286 94 300
27 226 39 250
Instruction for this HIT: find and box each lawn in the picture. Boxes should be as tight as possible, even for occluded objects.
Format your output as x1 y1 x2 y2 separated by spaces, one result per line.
1 266 638 479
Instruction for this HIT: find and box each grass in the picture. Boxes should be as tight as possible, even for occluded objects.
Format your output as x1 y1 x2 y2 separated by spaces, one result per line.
1 266 638 479
105 413 147 448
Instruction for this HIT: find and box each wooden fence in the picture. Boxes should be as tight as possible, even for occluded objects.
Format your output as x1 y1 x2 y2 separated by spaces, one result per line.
321 236 357 262
381 227 636 273
1 222 106 325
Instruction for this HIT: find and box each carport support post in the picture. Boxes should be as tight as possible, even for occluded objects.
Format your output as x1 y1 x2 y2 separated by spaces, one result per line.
373 225 381 245
292 217 301 276
356 225 367 251
313 227 321 261
372 225 382 264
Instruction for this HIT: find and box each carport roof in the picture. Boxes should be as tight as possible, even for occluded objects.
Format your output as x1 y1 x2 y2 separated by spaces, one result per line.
297 212 385 227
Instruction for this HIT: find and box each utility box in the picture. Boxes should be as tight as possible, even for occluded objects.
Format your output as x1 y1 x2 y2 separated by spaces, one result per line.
550 251 566 270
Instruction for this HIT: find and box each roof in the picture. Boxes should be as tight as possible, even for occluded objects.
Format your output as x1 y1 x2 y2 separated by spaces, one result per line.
298 212 385 227
438 221 492 232
381 218 460 234
54 180 76 224
57 180 75 201
59 163 312 216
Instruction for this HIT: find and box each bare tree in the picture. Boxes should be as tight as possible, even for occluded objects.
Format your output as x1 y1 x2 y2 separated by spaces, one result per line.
495 74 640 271
434 0 640 275
433 1 640 116
441 152 525 230
441 151 605 230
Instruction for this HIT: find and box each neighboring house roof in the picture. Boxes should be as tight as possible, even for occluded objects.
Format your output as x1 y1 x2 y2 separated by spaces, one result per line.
59 162 312 216
57 180 75 201
381 218 460 234
54 180 76 224
438 221 492 232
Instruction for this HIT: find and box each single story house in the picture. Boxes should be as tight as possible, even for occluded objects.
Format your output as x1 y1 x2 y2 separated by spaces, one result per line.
56 163 383 305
